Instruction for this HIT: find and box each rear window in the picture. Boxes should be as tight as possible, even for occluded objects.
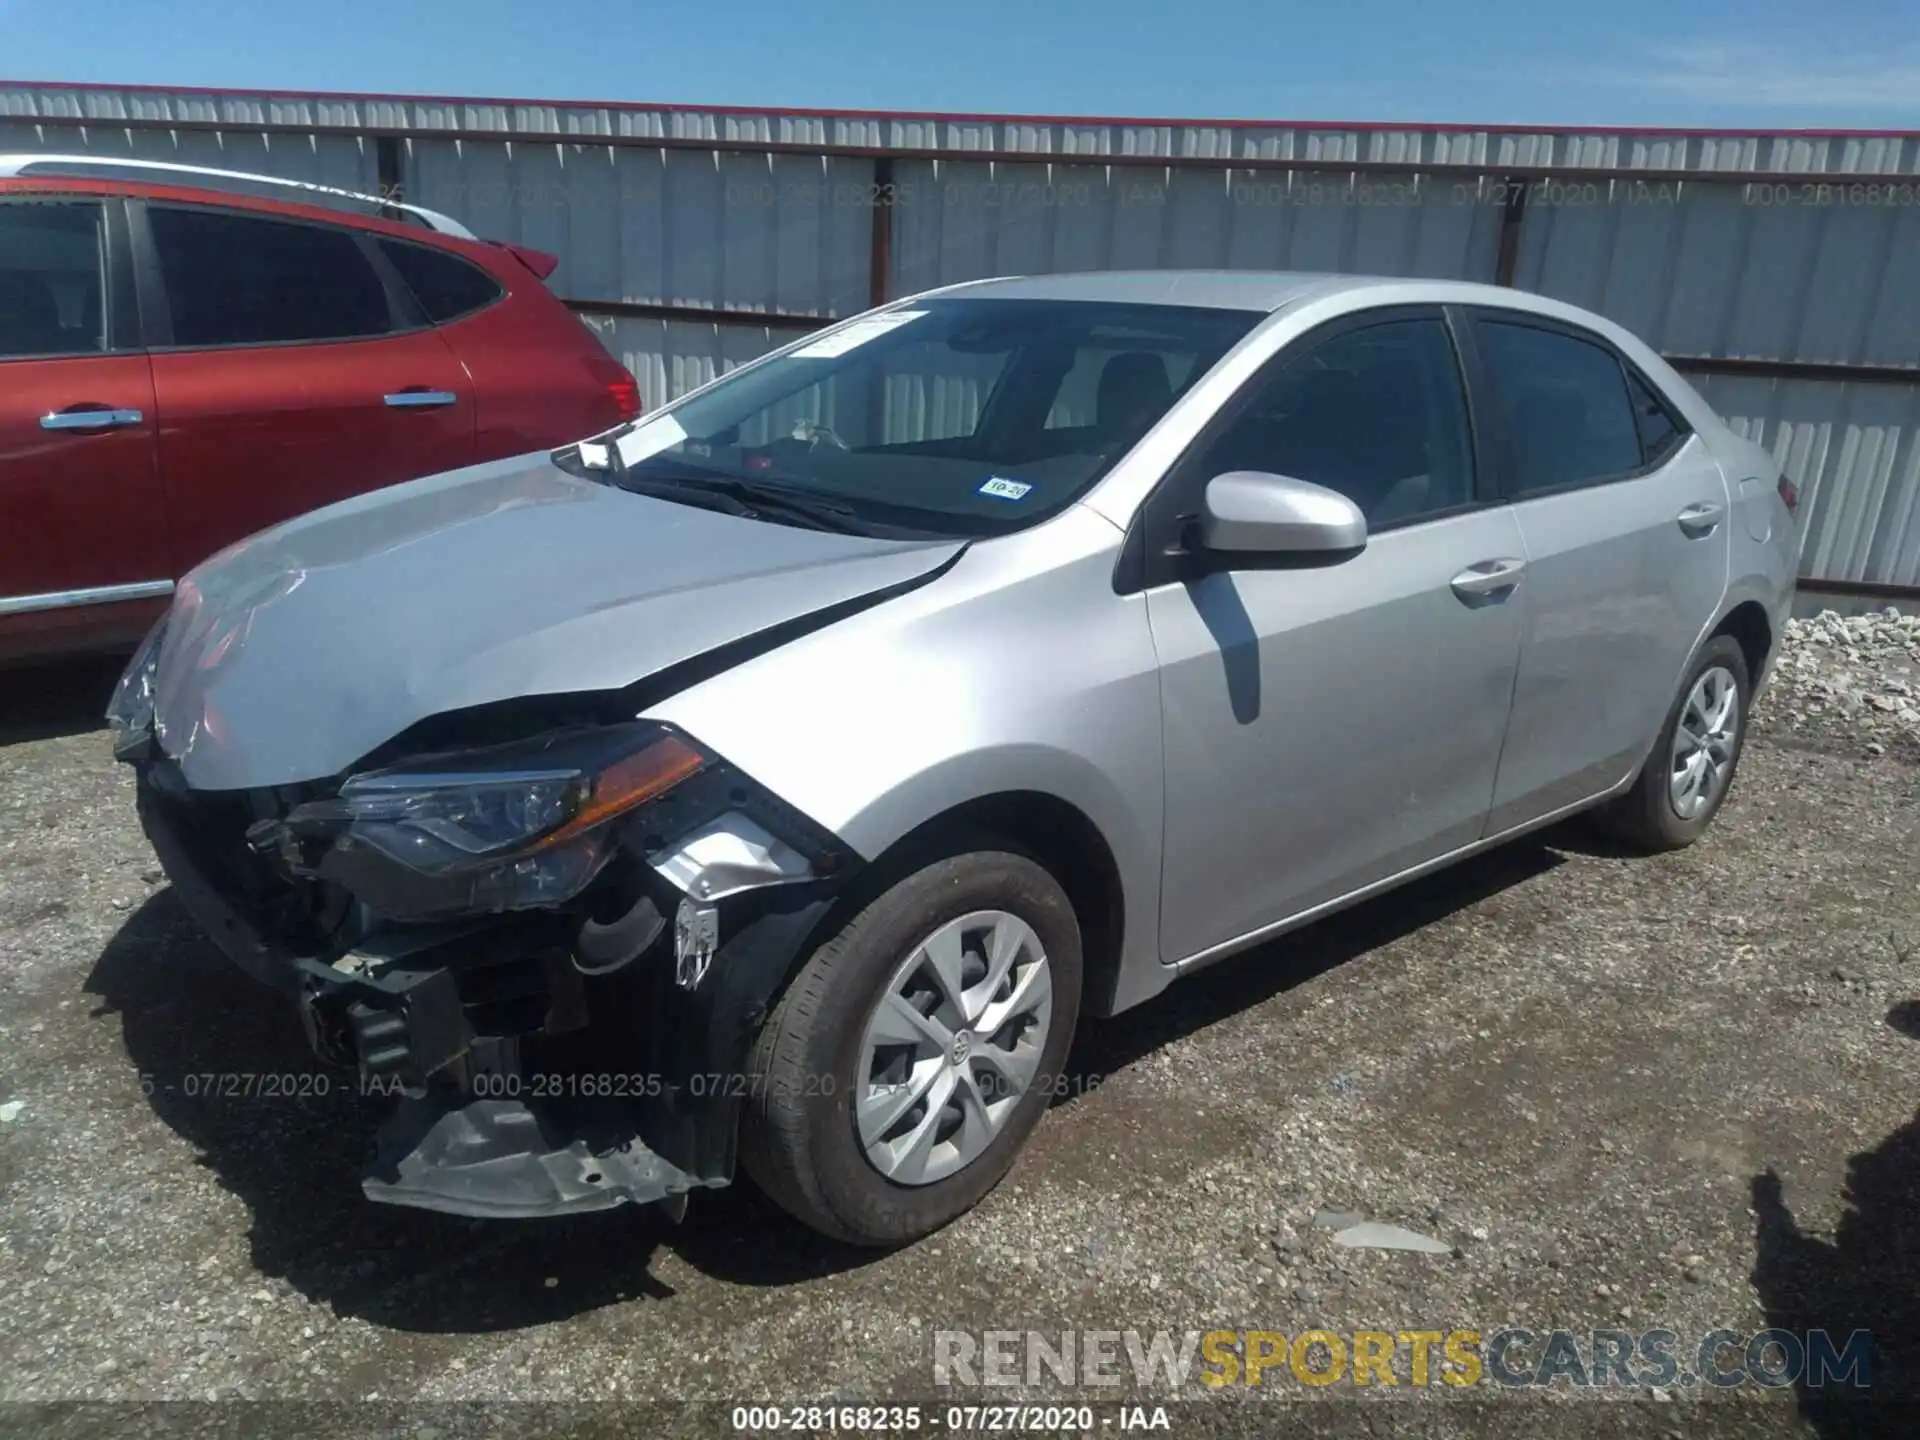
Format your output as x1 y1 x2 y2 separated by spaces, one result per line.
148 206 393 347
377 238 504 323
1476 320 1644 496
1627 369 1688 467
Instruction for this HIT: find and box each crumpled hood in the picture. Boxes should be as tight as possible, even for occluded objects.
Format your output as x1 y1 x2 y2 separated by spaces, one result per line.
150 452 961 790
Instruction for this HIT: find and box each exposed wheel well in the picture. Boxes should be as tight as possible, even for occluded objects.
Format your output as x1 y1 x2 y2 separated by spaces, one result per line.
872 792 1127 1018
1713 600 1774 685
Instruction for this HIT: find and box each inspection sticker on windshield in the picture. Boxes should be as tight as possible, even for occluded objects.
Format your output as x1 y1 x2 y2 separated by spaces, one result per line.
612 413 688 467
978 476 1033 501
792 310 927 359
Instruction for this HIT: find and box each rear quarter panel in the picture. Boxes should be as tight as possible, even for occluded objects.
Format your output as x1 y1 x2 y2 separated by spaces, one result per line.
439 276 631 456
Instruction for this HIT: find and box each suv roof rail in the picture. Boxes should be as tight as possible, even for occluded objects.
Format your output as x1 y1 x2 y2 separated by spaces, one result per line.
0 153 476 239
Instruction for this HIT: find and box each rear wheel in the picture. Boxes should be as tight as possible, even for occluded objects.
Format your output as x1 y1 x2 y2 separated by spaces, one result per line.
740 845 1082 1246
1597 634 1750 851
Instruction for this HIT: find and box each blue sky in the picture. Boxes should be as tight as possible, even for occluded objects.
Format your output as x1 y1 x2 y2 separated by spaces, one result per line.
3 0 1917 129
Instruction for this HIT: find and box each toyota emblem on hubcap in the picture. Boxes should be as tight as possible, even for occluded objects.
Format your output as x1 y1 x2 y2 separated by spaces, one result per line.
949 1031 973 1065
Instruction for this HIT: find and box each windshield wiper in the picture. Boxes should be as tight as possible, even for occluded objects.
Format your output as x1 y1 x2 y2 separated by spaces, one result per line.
614 467 869 535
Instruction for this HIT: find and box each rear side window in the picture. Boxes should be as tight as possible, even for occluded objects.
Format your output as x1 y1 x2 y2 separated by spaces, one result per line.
148 206 392 346
0 200 107 359
376 238 503 322
1477 320 1643 497
1627 369 1688 466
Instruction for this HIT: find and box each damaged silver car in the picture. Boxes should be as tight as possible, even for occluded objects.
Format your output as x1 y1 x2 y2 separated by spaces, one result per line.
113 272 1798 1245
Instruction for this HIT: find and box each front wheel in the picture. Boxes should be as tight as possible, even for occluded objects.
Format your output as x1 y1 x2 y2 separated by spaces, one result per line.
740 845 1082 1246
1597 634 1751 851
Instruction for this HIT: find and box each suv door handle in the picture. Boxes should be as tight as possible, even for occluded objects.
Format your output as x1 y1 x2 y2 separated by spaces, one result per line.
1450 558 1526 601
383 390 458 409
41 407 144 431
1677 501 1724 536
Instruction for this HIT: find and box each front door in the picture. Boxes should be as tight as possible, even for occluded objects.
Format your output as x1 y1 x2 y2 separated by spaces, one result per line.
0 195 171 658
1145 310 1526 964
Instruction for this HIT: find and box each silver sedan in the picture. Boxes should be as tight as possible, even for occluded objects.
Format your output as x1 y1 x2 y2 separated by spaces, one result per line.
115 271 1799 1244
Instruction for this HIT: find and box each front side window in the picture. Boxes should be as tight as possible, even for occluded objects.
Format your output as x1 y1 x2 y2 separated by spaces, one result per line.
0 200 107 360
1185 318 1476 528
1476 319 1644 497
148 206 393 347
604 299 1260 537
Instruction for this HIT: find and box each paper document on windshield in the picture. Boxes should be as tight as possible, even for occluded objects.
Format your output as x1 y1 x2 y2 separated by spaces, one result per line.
612 414 688 468
792 310 927 359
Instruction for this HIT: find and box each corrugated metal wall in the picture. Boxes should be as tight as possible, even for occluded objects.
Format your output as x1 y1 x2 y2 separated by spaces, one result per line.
4 81 1917 588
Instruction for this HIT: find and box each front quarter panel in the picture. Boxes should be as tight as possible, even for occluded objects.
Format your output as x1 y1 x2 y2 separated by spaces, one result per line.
643 504 1173 1013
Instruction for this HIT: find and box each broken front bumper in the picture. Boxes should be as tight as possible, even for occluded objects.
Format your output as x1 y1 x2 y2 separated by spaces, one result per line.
136 763 840 1220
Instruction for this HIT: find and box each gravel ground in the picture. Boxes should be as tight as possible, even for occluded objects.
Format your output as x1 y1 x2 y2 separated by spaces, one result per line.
1 616 1916 1438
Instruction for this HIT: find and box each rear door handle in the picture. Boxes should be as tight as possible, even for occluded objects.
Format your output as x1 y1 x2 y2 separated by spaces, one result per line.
383 389 458 409
1677 501 1725 536
1450 557 1526 601
41 407 144 432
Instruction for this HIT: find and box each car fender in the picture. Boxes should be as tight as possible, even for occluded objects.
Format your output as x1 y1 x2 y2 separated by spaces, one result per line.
643 504 1176 1015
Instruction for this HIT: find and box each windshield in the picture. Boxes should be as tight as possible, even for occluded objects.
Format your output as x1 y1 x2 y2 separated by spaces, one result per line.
600 298 1261 537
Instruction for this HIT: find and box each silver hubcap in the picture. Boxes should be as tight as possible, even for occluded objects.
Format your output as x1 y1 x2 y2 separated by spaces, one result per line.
854 909 1053 1187
1669 664 1741 820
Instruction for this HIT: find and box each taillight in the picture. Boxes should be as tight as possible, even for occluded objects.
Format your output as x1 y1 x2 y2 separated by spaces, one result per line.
607 373 642 421
1776 472 1799 517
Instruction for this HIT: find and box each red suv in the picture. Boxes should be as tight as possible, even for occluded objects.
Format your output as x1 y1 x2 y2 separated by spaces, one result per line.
0 155 642 662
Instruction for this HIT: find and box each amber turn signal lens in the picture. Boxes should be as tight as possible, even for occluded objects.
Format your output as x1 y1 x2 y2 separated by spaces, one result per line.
533 734 705 850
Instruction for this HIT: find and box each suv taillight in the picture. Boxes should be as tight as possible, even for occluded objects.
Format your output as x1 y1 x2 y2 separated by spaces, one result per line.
607 374 641 420
1777 472 1799 518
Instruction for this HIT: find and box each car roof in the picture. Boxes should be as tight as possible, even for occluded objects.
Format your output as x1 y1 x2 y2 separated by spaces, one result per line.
933 269 1601 321
0 153 473 238
933 269 1360 312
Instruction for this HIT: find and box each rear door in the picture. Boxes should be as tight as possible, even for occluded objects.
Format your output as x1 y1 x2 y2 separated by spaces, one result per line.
1467 310 1730 832
0 194 172 657
136 202 476 572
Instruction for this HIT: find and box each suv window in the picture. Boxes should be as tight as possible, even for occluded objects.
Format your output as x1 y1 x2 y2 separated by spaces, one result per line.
376 238 503 323
1188 318 1476 528
0 201 107 359
1477 320 1644 496
1627 369 1688 467
148 206 393 347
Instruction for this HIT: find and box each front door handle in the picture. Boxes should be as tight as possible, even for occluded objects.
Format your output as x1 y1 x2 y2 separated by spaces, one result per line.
1677 501 1725 536
1450 557 1526 602
383 389 458 409
41 407 144 432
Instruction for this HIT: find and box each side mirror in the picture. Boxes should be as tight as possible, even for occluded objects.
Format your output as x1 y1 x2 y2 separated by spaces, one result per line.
1197 471 1367 558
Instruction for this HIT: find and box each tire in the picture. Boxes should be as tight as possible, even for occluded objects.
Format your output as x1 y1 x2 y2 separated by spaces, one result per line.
740 843 1082 1246
1596 634 1751 852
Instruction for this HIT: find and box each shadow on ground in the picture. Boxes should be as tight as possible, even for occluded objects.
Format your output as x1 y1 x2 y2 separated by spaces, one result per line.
1748 1001 1920 1436
0 654 124 744
85 829 1565 1335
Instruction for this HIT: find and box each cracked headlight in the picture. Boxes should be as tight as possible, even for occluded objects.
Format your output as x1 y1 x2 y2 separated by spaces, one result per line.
271 723 707 918
106 617 168 762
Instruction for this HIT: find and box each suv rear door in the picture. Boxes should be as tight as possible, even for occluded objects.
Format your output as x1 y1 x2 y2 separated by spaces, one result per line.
0 193 172 658
1466 309 1731 832
135 201 477 570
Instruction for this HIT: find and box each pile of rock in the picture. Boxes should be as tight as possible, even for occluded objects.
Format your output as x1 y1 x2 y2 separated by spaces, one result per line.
1757 607 1920 753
